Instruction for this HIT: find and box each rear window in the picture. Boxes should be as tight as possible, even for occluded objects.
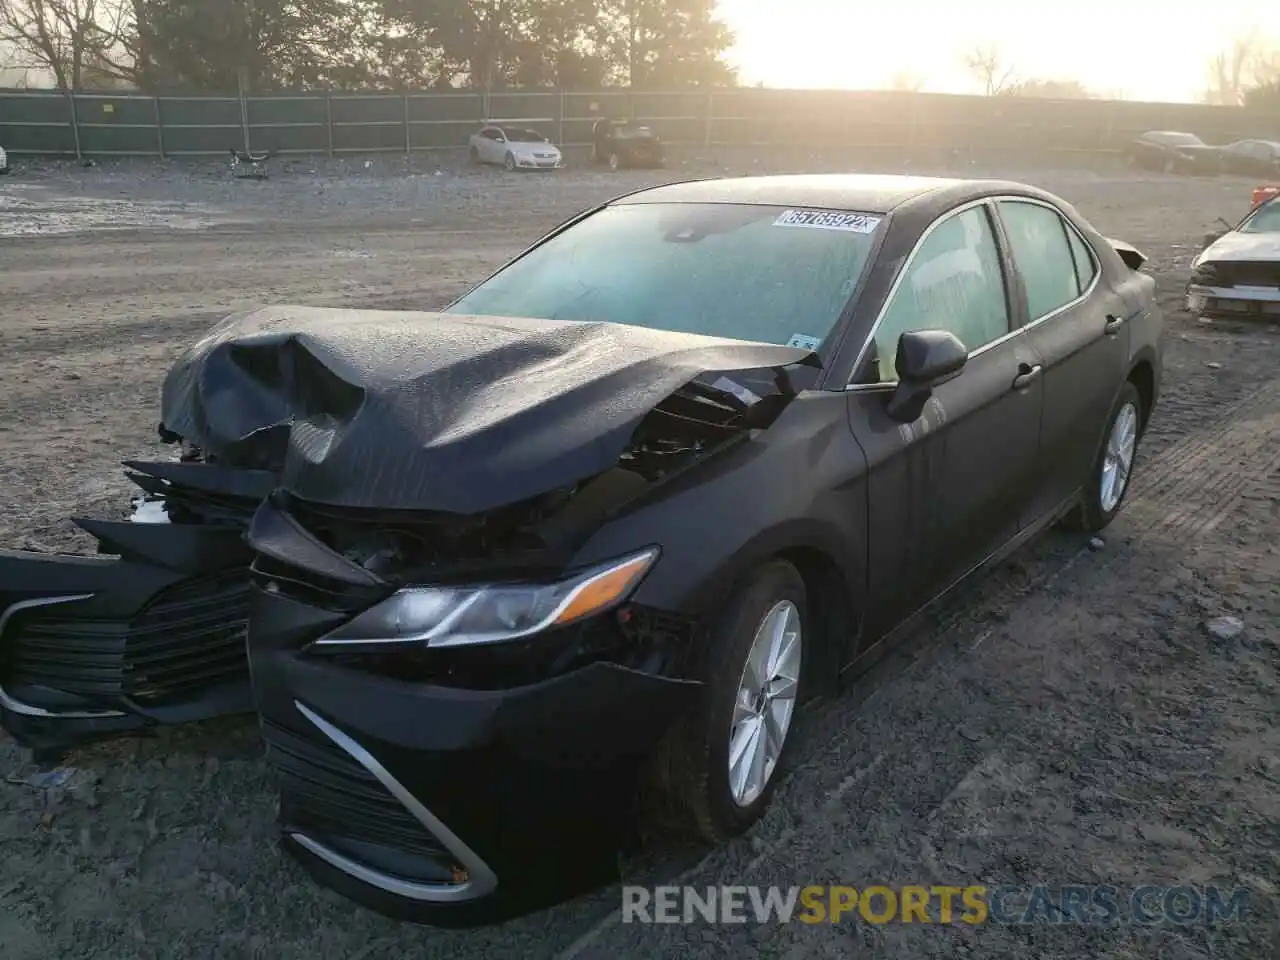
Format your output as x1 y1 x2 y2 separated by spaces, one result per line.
446 202 883 349
1149 132 1203 147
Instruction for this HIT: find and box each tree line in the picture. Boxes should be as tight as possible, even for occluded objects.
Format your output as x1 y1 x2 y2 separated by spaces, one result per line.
0 0 735 92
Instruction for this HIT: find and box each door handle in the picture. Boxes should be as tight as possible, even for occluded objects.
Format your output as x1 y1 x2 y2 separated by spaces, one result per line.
1104 314 1125 336
1012 364 1042 390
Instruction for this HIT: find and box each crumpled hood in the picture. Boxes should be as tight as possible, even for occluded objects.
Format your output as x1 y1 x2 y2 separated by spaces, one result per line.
160 306 818 514
1201 230 1280 263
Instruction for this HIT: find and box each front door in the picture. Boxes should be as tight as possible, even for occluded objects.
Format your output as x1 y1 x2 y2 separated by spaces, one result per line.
848 202 1044 643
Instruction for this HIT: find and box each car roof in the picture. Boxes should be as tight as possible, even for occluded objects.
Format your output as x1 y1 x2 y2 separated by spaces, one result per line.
614 174 987 215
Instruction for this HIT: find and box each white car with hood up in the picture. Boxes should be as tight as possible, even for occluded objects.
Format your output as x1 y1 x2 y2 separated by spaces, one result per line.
467 123 563 172
1186 192 1280 322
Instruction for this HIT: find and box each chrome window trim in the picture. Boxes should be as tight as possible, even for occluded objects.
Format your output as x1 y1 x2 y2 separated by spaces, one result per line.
844 195 1102 391
292 700 500 903
0 594 128 719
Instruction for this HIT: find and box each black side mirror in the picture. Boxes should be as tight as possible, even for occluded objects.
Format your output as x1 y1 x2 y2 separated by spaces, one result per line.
885 329 968 423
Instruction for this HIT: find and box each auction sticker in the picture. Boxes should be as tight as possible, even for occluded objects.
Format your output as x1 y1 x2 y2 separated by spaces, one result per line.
773 209 881 233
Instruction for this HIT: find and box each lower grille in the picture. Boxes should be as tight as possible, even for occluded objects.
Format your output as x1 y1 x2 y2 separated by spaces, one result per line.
1210 261 1280 288
6 569 250 703
263 719 453 862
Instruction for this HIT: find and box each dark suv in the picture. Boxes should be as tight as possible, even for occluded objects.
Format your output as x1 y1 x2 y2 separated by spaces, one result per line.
590 119 665 170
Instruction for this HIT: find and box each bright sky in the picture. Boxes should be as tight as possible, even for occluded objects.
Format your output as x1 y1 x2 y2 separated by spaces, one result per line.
721 0 1274 102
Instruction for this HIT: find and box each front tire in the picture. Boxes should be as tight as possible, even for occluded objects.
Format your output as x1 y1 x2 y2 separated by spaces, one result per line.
608 152 621 172
660 560 807 842
468 145 480 165
1067 380 1143 533
503 152 516 172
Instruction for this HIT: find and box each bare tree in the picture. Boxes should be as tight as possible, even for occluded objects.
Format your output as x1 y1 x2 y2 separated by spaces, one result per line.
962 42 1016 96
1203 37 1256 105
0 0 133 88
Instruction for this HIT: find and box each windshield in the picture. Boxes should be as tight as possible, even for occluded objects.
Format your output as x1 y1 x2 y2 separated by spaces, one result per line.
1151 132 1203 147
505 128 546 142
1240 199 1280 233
445 202 882 349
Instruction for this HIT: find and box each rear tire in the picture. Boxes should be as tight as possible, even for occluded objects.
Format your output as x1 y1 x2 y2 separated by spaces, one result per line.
1065 380 1144 534
658 560 807 843
468 145 480 165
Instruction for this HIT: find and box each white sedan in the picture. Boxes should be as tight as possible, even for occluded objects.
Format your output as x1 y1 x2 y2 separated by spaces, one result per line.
467 124 563 171
0 145 8 174
1187 191 1280 322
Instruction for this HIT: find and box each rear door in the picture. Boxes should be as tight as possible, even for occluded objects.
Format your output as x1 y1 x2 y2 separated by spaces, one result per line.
993 198 1131 526
0 461 266 750
847 201 1044 641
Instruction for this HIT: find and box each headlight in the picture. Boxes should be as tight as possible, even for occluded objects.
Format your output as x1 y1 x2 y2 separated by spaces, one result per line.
310 547 659 650
1189 262 1219 286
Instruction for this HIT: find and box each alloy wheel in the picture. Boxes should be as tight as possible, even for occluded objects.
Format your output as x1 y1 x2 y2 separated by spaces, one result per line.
728 600 802 808
1100 401 1139 513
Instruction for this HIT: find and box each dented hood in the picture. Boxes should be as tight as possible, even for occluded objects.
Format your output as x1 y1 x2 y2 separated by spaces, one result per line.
160 306 819 514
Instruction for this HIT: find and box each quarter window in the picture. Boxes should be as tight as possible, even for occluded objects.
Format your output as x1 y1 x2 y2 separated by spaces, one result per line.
866 206 1010 384
997 200 1081 321
1065 223 1098 295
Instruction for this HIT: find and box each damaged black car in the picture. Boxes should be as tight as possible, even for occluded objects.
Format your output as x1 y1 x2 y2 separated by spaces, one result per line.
1 174 1164 925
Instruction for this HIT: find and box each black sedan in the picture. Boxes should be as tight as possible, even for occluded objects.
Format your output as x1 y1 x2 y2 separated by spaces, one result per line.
1125 130 1222 175
0 174 1163 924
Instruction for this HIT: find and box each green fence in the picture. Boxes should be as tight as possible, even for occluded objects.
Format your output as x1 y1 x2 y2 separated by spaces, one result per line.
1 86 1277 159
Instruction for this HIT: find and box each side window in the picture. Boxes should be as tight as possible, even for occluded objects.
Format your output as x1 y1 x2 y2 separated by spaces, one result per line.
997 200 1081 321
867 206 1010 383
1064 222 1098 295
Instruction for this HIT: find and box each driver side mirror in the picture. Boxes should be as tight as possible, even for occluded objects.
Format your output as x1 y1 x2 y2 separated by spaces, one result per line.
885 329 968 423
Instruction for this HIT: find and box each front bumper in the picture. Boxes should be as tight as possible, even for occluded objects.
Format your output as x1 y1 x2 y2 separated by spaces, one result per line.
1186 283 1280 321
249 582 700 924
514 156 563 169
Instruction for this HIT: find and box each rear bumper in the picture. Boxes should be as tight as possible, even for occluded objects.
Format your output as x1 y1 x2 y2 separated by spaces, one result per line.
249 583 701 923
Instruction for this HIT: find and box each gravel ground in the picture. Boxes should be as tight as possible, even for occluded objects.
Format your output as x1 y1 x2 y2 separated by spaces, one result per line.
0 150 1277 960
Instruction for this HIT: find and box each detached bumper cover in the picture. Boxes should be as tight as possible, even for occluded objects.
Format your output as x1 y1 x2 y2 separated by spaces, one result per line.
250 583 700 921
0 461 265 750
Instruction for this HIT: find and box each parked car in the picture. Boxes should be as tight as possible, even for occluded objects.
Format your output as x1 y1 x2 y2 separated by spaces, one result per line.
1186 191 1280 321
1125 130 1222 175
590 118 665 170
0 174 1164 924
467 123 562 171
1217 139 1280 178
0 145 8 174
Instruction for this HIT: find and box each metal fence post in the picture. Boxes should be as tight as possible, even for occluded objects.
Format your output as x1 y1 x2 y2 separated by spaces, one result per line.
237 68 251 153
67 90 83 160
153 95 166 158
325 90 334 157
558 87 566 147
404 92 411 154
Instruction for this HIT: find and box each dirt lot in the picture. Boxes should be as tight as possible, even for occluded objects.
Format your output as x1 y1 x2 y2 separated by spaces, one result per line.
0 150 1277 960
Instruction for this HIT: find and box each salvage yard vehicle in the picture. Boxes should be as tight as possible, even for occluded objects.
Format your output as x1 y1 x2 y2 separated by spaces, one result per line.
1125 130 1222 175
467 123 563 171
0 174 1163 924
590 118 665 170
1187 190 1280 322
1218 139 1280 178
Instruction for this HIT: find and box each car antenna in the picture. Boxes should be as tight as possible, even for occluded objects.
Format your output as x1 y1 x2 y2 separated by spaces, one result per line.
1216 216 1234 230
